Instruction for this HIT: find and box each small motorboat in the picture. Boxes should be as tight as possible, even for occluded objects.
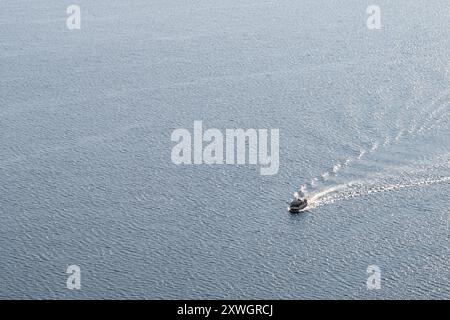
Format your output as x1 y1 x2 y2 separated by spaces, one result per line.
288 198 308 213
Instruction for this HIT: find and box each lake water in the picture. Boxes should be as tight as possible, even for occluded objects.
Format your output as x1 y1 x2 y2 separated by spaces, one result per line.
0 0 449 299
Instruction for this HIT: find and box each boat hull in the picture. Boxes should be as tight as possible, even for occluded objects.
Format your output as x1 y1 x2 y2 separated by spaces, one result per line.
289 202 308 213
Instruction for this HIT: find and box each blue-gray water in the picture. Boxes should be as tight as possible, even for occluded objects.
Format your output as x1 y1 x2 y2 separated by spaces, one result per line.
0 0 449 299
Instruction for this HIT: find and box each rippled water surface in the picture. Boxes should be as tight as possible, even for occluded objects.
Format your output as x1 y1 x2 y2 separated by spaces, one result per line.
0 0 449 298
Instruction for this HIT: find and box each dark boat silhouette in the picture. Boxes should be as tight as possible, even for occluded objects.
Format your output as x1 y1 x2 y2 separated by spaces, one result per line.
288 198 308 213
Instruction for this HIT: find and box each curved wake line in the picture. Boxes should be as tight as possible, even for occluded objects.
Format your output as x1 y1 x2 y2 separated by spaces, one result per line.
409 89 450 134
297 89 450 200
308 176 450 209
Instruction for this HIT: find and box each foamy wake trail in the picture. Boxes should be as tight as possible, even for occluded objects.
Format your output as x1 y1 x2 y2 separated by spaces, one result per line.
301 140 383 194
419 107 449 133
295 89 449 208
308 176 450 209
394 129 404 142
410 90 450 134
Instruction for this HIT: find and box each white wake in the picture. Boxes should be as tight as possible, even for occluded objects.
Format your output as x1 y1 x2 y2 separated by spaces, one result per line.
307 176 450 209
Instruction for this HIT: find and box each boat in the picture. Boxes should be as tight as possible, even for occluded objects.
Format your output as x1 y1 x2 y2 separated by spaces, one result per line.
288 198 308 213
